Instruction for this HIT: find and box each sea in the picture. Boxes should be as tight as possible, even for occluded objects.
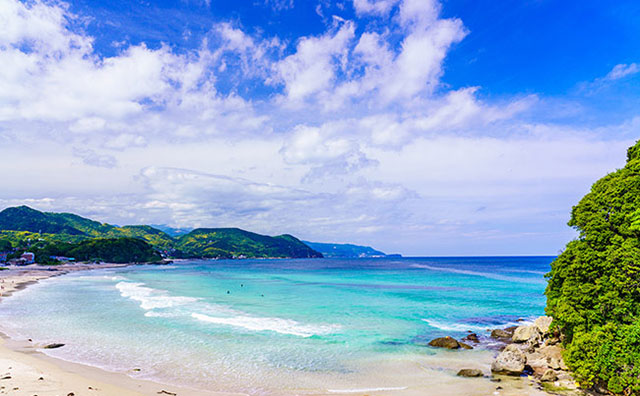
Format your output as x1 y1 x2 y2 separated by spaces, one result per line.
0 257 553 395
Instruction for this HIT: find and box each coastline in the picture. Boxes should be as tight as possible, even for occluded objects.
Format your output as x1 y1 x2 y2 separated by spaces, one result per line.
0 263 558 396
0 264 240 396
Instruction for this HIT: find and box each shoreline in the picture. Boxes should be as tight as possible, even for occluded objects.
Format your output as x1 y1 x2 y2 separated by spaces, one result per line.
0 263 557 396
0 263 240 396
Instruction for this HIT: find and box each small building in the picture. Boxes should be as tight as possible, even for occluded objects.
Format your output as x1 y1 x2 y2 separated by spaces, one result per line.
8 258 26 266
20 252 35 264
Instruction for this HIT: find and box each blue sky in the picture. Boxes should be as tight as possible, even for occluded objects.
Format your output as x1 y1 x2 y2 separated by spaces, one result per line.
0 0 638 255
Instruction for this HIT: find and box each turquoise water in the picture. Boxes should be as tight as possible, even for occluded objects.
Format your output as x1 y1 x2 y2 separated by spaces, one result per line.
0 257 552 394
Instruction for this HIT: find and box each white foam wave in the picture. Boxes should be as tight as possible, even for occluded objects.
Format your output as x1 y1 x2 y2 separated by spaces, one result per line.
191 313 340 338
144 311 181 318
422 318 532 333
421 319 490 332
115 282 199 310
327 387 407 393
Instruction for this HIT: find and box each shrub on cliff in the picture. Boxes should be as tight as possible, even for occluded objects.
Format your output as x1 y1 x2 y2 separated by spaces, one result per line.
546 140 640 394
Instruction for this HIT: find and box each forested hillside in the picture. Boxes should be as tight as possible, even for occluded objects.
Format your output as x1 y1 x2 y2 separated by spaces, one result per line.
546 140 640 395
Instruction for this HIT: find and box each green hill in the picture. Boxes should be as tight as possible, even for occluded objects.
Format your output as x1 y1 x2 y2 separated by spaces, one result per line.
177 228 322 259
0 206 88 235
546 140 640 395
0 206 322 261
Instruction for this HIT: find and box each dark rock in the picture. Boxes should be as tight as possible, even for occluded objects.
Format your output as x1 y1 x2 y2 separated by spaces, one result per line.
44 343 65 349
428 336 462 349
462 333 479 343
490 329 511 340
459 341 473 349
457 369 483 377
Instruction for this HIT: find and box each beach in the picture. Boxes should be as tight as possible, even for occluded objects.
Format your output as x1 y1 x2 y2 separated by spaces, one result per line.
0 260 557 396
0 265 239 396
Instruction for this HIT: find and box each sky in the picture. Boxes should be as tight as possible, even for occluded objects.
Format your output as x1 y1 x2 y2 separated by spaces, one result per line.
0 0 639 256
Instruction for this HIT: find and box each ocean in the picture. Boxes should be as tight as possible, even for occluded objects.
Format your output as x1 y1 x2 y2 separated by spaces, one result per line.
0 257 553 395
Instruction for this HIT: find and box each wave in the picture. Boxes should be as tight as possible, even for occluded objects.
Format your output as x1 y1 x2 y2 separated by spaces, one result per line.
327 387 408 393
115 282 200 310
422 317 532 333
191 313 340 338
410 264 543 284
115 282 340 338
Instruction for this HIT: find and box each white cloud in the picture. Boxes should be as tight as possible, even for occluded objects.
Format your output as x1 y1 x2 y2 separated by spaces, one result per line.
604 63 639 81
352 0 400 16
273 21 355 104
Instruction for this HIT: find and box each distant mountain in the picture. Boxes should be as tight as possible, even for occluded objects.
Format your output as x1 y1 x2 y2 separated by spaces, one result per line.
0 206 323 261
150 225 192 237
304 241 397 258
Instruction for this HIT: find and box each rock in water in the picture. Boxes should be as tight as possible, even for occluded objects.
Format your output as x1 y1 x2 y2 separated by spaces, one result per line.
459 341 473 349
462 333 479 343
534 316 552 334
457 369 483 377
428 336 460 349
490 329 511 340
491 344 526 375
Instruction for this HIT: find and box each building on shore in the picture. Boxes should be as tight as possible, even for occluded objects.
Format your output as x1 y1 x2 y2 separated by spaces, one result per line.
20 252 35 264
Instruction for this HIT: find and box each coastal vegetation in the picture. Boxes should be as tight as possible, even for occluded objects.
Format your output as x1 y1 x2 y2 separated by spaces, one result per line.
546 140 640 395
177 228 322 259
0 206 322 261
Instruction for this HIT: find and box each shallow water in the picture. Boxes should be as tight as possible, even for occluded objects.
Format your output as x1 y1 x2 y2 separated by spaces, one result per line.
0 257 552 395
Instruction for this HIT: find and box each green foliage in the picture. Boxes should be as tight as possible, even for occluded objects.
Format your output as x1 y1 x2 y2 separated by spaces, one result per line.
65 238 162 263
0 206 85 235
176 228 322 259
38 238 162 263
0 239 12 252
110 225 174 250
546 140 640 395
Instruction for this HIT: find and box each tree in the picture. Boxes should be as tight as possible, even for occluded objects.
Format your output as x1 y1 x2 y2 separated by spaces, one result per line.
546 140 640 394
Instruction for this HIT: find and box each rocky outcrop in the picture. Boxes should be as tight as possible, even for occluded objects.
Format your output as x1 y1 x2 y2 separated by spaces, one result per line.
512 325 540 343
491 344 526 375
490 328 514 340
428 336 473 349
491 316 584 395
534 316 552 334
